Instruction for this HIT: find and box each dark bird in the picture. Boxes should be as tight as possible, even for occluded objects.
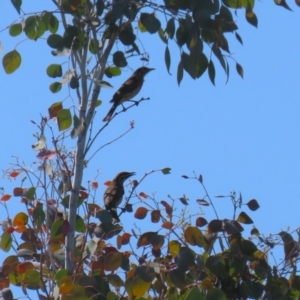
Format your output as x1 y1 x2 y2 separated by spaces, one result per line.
103 67 154 121
103 171 136 222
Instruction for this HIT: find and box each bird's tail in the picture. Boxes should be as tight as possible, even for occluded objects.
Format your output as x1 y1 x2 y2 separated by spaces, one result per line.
103 104 117 122
109 207 120 222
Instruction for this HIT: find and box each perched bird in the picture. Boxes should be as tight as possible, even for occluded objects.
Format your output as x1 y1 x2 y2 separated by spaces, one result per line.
103 171 136 222
103 67 154 121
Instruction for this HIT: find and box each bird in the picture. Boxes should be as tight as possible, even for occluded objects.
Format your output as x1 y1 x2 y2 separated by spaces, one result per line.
103 67 154 121
103 171 136 222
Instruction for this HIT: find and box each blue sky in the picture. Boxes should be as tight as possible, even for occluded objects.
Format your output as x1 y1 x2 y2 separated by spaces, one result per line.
0 0 300 287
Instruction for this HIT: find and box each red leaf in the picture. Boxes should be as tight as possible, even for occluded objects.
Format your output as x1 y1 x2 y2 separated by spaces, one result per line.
36 149 57 160
10 171 20 178
139 192 148 199
91 181 98 189
1 194 11 201
62 220 70 237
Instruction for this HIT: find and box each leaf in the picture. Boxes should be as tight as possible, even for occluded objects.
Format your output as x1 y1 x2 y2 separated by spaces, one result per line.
196 199 209 206
13 212 28 227
246 10 258 27
57 108 72 131
166 18 175 39
237 211 254 224
151 210 160 223
104 251 123 271
139 192 148 199
247 199 260 211
105 66 122 78
184 226 209 250
161 167 171 175
2 288 13 300
179 196 188 205
137 231 157 248
212 43 226 72
177 60 183 86
1 194 11 201
46 64 62 78
11 0 22 14
208 60 215 85
49 82 62 93
140 13 161 34
160 201 173 215
162 221 174 229
10 171 20 178
48 102 63 118
2 50 21 74
134 207 148 219
113 51 127 67
121 233 131 245
9 23 22 37
274 0 293 9
235 32 243 45
236 62 244 78
47 33 64 49
164 46 171 74
36 149 56 160
0 232 12 252
196 217 208 227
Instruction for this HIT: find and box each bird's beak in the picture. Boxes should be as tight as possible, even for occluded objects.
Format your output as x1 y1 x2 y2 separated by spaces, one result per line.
130 172 136 177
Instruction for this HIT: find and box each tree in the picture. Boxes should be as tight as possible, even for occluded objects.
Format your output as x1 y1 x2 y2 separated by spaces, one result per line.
0 0 299 299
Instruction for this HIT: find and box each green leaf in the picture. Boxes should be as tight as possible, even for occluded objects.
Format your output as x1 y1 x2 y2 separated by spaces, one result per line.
176 19 188 47
49 82 62 93
208 60 215 85
113 51 127 67
2 50 21 74
11 0 22 14
119 24 136 45
140 13 161 34
212 43 226 72
48 14 59 33
24 16 46 40
235 32 243 45
105 66 122 78
46 64 62 78
236 62 244 78
24 269 40 288
165 46 171 74
89 39 98 54
47 34 64 49
57 108 72 131
95 100 102 107
181 51 208 79
9 23 22 37
166 18 175 39
0 232 12 252
161 167 171 175
177 60 183 86
51 219 63 237
75 215 86 233
32 207 45 230
246 10 258 27
25 187 36 200
207 288 227 300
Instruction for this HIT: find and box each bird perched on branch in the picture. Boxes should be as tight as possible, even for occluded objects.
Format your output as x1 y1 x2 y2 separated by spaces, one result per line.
103 67 154 122
103 171 136 222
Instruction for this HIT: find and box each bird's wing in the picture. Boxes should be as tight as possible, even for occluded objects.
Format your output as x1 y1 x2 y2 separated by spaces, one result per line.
110 78 138 103
104 186 120 209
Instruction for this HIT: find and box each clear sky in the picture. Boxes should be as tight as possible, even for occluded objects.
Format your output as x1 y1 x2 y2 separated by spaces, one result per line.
0 0 300 292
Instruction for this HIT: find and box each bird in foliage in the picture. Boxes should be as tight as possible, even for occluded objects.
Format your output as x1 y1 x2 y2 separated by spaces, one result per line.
103 67 154 122
103 171 136 222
